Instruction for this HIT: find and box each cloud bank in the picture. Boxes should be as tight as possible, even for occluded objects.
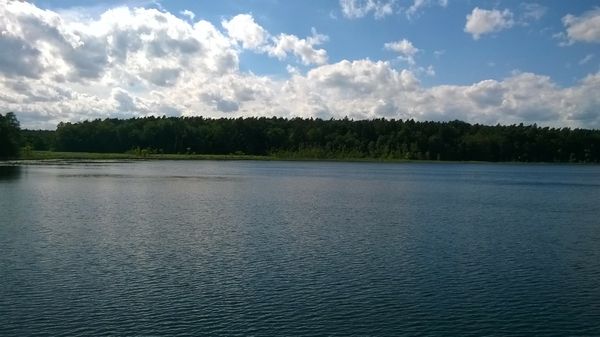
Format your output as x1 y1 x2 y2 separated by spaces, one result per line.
0 1 599 130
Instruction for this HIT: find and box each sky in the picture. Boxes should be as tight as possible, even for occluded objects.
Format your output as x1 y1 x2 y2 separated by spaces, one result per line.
0 0 599 129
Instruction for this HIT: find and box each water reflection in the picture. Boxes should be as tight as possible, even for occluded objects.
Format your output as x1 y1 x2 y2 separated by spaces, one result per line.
0 165 21 180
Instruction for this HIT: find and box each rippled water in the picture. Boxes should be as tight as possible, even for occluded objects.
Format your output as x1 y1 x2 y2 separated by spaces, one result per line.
1 161 600 336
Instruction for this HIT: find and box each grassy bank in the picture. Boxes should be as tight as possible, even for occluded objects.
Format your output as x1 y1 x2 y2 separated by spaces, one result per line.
14 151 589 165
19 150 273 161
18 150 408 162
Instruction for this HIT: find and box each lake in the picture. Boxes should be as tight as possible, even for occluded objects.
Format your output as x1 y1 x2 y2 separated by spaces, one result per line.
1 161 599 336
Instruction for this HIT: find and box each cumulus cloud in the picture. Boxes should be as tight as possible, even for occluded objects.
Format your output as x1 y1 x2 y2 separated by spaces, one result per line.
0 1 241 127
384 39 433 77
278 61 600 127
222 14 328 65
339 0 394 19
269 29 328 66
0 35 45 78
561 8 600 44
222 14 268 50
112 87 137 112
465 7 514 40
0 2 238 84
384 39 418 56
201 92 240 113
306 60 419 94
384 39 419 65
1 1 600 130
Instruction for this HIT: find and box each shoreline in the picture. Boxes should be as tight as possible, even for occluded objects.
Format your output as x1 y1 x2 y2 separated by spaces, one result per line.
1 151 598 165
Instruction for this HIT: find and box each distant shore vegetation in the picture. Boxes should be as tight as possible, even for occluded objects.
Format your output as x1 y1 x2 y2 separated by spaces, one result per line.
4 114 600 163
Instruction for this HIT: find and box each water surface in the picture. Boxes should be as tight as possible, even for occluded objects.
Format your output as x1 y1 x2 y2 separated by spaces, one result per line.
1 161 600 335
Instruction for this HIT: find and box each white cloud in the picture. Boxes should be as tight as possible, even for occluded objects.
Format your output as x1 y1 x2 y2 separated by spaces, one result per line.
222 14 268 50
281 61 600 127
384 39 419 65
1 1 600 130
112 87 137 112
0 1 241 127
339 0 394 19
269 29 329 66
306 59 419 93
465 7 514 40
384 39 418 56
562 8 600 44
222 14 328 65
384 40 431 77
180 9 195 21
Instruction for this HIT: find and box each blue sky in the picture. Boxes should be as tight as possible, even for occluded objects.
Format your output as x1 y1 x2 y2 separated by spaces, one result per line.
1 0 599 129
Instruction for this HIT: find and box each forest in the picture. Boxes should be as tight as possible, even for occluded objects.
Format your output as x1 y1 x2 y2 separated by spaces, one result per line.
12 115 600 163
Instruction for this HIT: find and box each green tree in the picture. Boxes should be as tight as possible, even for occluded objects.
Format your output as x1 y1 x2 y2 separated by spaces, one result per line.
0 112 21 159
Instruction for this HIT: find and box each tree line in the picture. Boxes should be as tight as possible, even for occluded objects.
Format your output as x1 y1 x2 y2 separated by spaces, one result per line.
16 115 600 162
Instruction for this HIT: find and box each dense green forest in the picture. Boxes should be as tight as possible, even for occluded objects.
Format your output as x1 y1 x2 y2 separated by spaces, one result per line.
16 116 600 162
0 112 21 159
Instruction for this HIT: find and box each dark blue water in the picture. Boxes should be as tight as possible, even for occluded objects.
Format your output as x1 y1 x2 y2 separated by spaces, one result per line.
1 161 600 336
